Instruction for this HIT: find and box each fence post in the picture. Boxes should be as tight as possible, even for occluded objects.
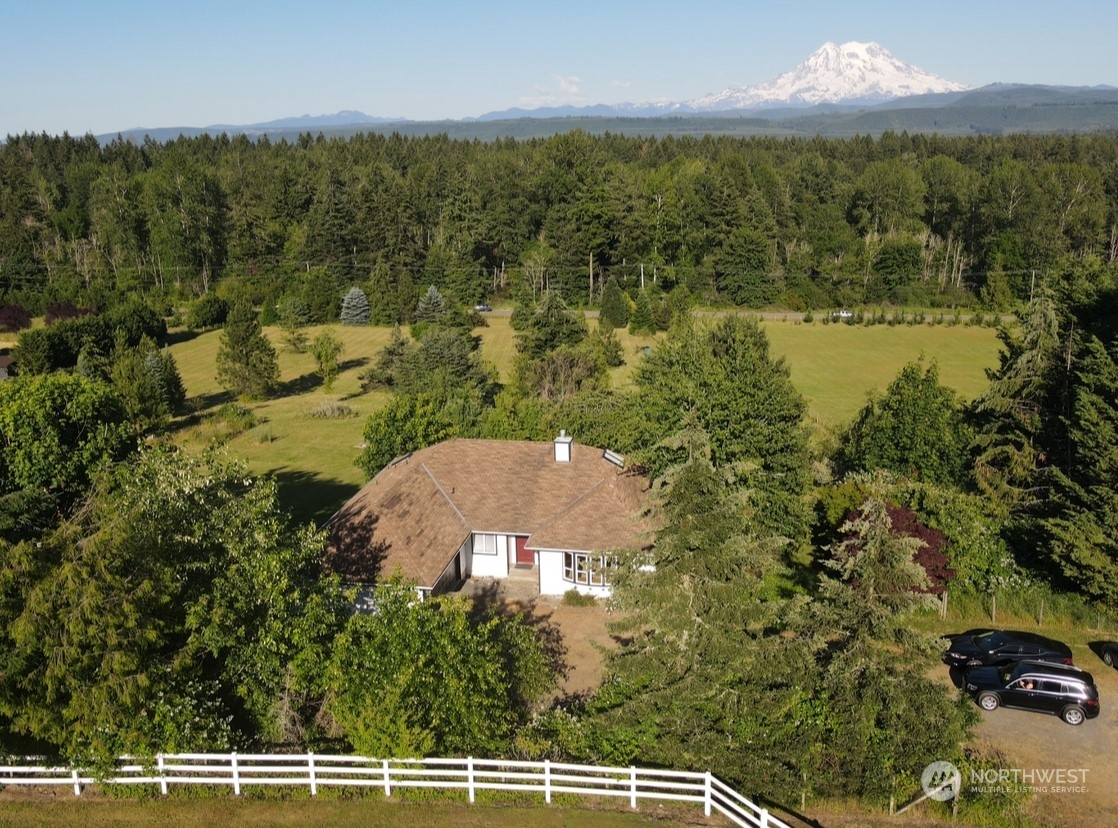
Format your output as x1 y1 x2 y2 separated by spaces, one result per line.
630 766 637 809
760 807 770 826
544 759 551 804
158 753 168 796
382 759 391 796
467 756 475 804
704 771 712 817
72 768 81 797
308 751 316 797
231 751 241 796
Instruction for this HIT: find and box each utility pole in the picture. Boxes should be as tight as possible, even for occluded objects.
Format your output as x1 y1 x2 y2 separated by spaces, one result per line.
640 263 645 290
589 251 594 303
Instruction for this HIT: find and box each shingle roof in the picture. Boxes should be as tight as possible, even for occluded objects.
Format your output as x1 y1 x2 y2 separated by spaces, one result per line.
325 437 651 587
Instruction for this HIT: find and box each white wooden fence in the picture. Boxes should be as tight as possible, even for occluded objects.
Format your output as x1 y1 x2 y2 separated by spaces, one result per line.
0 753 790 827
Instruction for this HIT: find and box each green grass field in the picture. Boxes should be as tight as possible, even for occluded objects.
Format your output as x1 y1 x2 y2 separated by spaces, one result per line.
759 319 1003 430
0 794 683 828
165 315 1003 525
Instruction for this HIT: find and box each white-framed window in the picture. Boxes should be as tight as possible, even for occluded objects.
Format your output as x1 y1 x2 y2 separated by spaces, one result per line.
562 552 612 586
473 533 498 555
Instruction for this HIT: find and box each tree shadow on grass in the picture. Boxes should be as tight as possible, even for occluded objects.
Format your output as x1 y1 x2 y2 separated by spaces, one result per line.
162 390 237 437
164 328 202 346
265 467 362 528
276 372 325 397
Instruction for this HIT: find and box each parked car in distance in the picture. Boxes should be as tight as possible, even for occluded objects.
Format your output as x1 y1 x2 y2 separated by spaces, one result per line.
942 629 1073 669
473 303 492 312
1101 641 1118 668
963 661 1100 725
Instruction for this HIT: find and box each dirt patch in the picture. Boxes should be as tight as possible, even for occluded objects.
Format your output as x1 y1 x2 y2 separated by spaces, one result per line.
467 585 617 698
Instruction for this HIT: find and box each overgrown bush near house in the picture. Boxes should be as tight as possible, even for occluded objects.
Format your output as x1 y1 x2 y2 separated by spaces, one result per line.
561 589 599 607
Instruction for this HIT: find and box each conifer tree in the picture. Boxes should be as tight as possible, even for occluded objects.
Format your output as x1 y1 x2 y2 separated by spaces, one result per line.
216 301 280 400
627 290 656 335
339 286 371 326
414 284 447 323
598 277 630 332
590 421 811 789
515 291 588 360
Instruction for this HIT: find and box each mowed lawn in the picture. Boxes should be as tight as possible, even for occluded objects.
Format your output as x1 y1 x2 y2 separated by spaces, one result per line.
0 795 686 828
760 319 1003 430
166 315 1002 525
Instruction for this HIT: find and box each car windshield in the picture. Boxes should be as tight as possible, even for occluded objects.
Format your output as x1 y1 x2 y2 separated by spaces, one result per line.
975 631 1010 648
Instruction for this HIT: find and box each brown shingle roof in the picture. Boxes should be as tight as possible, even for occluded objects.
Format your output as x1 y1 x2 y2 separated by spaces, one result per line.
325 438 651 587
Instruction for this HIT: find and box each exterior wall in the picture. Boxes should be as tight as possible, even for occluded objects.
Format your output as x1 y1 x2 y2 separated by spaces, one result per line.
469 532 510 579
537 549 612 598
432 538 470 595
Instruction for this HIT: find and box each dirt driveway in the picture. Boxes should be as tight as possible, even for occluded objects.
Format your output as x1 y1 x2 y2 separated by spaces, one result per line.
942 641 1118 827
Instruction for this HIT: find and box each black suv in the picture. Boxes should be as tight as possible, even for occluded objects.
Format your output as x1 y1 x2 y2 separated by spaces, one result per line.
942 629 1073 669
963 661 1100 725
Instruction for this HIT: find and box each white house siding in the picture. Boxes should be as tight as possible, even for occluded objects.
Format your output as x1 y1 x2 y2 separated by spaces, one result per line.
537 549 612 598
469 533 510 579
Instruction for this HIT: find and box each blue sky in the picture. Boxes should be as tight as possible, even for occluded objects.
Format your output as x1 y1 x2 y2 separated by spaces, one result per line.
3 0 1115 137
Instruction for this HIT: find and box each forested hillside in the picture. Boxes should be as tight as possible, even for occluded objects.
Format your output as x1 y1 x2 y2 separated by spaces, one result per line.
2 130 1116 320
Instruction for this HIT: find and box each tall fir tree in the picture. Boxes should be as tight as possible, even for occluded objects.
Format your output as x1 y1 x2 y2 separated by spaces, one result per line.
589 422 812 791
598 277 630 332
216 301 280 400
627 289 656 335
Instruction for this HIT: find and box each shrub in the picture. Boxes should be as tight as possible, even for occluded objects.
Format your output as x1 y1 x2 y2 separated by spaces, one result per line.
561 589 599 607
0 304 32 333
186 294 230 330
212 402 257 434
309 398 358 419
44 301 91 325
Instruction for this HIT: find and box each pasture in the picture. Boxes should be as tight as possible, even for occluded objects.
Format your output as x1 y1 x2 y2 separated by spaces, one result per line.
165 314 1003 525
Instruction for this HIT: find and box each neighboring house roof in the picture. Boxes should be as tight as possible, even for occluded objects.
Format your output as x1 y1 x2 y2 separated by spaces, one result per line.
325 437 652 587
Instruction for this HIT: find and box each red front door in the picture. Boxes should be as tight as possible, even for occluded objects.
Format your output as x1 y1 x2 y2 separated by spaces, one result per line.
514 536 534 566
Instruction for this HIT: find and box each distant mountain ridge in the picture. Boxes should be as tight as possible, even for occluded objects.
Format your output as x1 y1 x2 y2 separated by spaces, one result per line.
97 41 1118 143
477 40 968 119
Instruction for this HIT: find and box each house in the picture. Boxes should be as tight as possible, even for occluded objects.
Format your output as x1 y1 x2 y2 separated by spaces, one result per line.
324 433 652 599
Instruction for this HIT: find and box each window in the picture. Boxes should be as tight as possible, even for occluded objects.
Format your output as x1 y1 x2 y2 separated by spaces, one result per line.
562 552 612 586
473 533 498 555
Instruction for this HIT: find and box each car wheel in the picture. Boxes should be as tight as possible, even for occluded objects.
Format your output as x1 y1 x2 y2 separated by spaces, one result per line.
1104 649 1115 667
977 692 1000 712
1061 705 1085 725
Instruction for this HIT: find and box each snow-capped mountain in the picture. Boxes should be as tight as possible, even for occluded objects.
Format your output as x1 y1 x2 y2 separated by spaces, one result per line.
684 41 968 110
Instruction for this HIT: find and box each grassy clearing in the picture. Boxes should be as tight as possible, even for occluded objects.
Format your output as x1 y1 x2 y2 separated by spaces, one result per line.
168 324 396 525
165 314 1002 525
760 319 1003 430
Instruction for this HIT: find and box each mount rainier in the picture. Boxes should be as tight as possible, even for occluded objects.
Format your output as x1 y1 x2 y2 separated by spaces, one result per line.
478 41 970 119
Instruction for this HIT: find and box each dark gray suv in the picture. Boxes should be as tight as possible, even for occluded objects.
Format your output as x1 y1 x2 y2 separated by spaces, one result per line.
963 660 1100 725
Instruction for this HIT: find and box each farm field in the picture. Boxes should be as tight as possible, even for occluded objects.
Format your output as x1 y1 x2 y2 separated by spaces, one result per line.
165 314 1002 526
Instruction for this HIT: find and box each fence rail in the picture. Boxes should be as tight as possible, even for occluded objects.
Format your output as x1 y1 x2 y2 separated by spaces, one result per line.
0 752 789 827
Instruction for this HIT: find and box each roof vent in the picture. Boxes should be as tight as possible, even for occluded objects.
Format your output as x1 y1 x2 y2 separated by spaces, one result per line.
602 448 625 468
554 429 573 463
